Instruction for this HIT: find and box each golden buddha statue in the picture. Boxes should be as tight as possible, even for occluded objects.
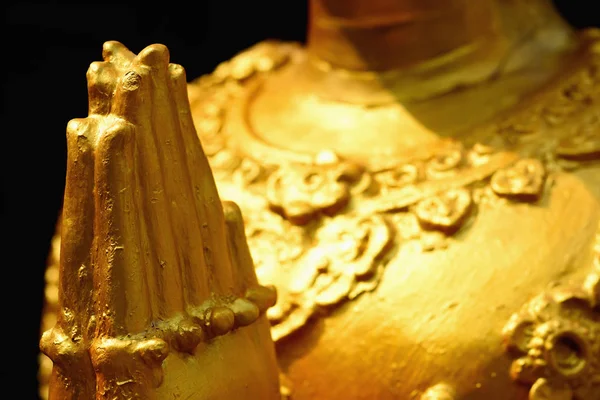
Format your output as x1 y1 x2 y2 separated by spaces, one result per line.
40 0 600 399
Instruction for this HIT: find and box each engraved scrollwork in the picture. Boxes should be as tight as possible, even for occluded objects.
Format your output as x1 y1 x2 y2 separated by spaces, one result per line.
503 288 600 400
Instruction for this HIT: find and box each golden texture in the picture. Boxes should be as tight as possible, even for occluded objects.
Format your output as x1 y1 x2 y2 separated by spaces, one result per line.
39 41 280 399
40 0 600 399
187 37 600 398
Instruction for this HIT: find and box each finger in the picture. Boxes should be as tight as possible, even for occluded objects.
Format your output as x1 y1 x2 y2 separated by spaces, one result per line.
223 201 277 317
57 117 97 334
139 45 214 305
111 67 143 120
86 61 118 115
94 118 152 335
117 54 186 318
167 63 213 305
223 201 258 290
40 117 98 399
110 65 170 323
135 45 194 312
168 59 234 297
102 40 135 67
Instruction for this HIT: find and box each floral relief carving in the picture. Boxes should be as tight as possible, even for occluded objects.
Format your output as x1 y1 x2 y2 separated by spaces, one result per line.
467 143 496 167
501 226 600 400
490 158 546 201
414 188 473 235
505 224 600 400
309 214 393 303
266 153 364 225
503 287 600 400
373 163 422 192
265 213 393 341
184 40 600 345
425 146 465 179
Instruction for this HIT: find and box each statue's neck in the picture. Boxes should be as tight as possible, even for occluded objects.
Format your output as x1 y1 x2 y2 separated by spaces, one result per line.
306 0 574 73
228 0 585 166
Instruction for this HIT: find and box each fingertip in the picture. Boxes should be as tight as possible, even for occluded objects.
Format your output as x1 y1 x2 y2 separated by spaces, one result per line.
136 44 170 68
102 40 136 63
86 61 108 91
222 200 258 289
66 118 96 153
87 61 116 115
222 201 244 224
87 60 105 76
169 63 190 101
102 40 126 61
66 118 87 137
169 63 186 81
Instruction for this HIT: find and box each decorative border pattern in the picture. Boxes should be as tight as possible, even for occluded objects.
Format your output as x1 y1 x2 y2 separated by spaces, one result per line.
187 36 600 342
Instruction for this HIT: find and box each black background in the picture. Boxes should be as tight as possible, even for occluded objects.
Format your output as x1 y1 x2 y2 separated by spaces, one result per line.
0 1 597 398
